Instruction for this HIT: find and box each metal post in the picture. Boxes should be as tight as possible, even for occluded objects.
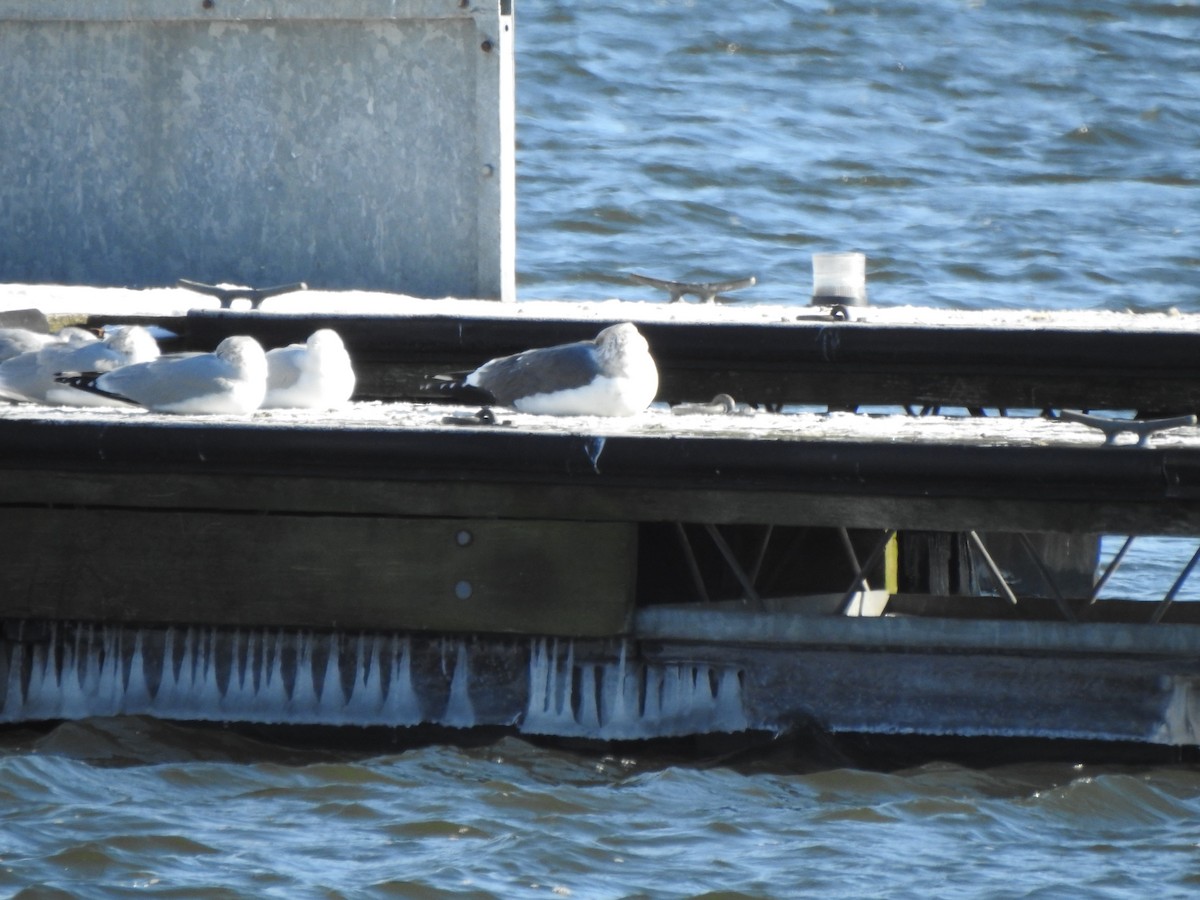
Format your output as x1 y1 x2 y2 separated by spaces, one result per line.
836 529 896 615
1016 533 1078 622
1150 542 1200 624
703 524 763 609
1089 535 1135 605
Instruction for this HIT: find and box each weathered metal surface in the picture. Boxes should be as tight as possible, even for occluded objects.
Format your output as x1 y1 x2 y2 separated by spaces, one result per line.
634 606 1200 656
0 0 514 299
3 620 1197 745
2 404 1200 534
0 510 635 637
636 608 1200 744
177 307 1200 410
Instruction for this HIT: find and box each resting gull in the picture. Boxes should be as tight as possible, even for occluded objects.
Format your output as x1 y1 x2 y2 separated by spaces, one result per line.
56 335 268 415
0 325 159 406
0 327 59 363
0 325 103 363
437 322 658 416
261 329 356 410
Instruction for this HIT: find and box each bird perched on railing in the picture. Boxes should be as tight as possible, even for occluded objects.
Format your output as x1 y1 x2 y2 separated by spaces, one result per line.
55 335 268 415
261 329 356 410
431 322 658 416
0 325 160 406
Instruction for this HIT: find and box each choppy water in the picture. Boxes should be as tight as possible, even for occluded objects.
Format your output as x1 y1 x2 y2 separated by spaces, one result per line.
4 1 1200 896
516 0 1199 310
2 719 1199 899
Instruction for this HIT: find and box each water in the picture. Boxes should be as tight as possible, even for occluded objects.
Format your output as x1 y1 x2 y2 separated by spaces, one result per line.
516 0 1200 310
4 1 1200 895
2 719 1199 899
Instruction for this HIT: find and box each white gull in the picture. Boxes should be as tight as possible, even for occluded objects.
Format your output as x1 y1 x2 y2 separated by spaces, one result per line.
1 325 160 406
0 325 97 363
451 322 659 416
262 329 356 409
57 335 268 414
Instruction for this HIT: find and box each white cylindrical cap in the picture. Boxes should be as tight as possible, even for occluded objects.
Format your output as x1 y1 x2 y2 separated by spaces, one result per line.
812 252 867 305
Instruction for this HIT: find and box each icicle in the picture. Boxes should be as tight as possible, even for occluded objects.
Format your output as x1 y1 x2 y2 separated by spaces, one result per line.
21 641 54 719
315 634 346 719
220 630 246 715
92 627 122 717
344 633 385 722
577 665 600 732
441 640 475 728
123 630 152 713
288 632 320 718
257 630 294 721
380 635 421 724
605 642 630 730
562 640 577 723
2 643 26 720
713 668 749 732
548 638 564 719
193 628 223 714
151 627 176 712
529 639 549 717
2 621 749 736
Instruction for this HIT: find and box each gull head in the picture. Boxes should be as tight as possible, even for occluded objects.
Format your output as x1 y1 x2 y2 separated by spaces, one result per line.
306 329 348 357
595 322 651 370
215 335 268 379
106 325 161 364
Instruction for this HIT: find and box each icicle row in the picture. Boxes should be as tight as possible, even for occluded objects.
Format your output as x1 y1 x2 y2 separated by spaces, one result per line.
0 624 462 727
0 626 748 739
522 638 749 739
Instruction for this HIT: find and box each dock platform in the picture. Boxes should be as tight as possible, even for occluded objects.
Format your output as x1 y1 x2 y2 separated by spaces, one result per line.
4 292 1200 749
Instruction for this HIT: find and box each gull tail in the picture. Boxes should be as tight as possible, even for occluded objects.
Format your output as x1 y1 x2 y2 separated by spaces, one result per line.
420 372 496 406
53 371 138 406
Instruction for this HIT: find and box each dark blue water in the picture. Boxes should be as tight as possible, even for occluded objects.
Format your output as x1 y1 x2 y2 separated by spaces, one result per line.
3 2 1200 896
516 0 1199 311
3 719 1199 899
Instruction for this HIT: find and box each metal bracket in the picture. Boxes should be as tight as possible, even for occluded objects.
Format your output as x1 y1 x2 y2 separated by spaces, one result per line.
629 273 756 303
441 407 512 427
671 394 756 416
1059 410 1197 448
178 278 308 310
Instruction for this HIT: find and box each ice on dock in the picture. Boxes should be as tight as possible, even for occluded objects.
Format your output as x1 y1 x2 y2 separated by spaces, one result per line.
523 639 748 739
0 624 748 738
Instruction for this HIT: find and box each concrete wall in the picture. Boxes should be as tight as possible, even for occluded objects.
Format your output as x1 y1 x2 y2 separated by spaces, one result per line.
0 0 515 299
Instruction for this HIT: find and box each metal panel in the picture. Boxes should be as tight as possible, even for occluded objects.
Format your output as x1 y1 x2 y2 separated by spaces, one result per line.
0 510 636 636
179 309 1200 410
0 0 515 299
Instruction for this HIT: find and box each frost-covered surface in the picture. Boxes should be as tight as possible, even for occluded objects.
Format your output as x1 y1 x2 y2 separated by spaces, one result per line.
5 282 1199 449
4 283 1200 333
3 398 1199 451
